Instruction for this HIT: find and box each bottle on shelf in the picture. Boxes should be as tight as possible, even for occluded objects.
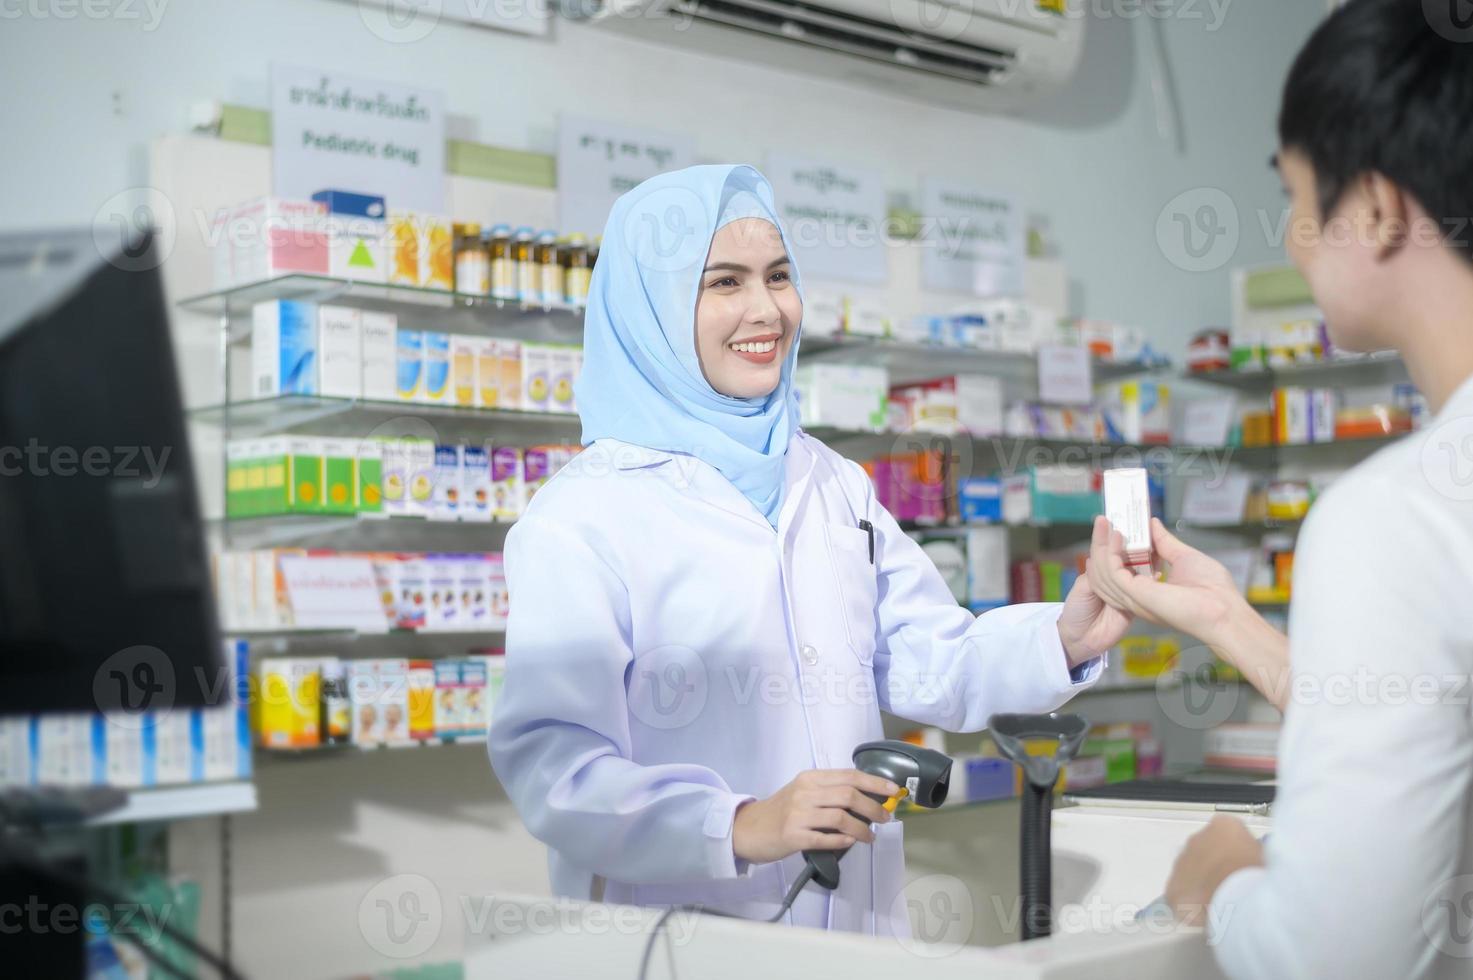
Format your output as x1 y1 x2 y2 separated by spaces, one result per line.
535 230 561 309
562 233 591 307
514 226 538 306
488 224 515 302
453 222 489 297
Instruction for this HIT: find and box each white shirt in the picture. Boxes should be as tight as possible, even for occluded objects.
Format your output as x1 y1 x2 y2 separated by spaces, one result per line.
488 430 1100 935
1210 374 1473 978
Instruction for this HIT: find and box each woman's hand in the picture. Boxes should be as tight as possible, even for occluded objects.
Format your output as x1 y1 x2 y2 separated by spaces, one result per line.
732 769 900 865
1057 565 1133 668
1088 516 1242 646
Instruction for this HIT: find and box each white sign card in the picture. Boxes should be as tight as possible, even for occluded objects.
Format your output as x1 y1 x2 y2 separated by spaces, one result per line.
280 556 389 632
1037 345 1094 406
920 178 1025 297
557 115 695 238
765 154 888 285
270 64 446 214
1180 472 1254 526
1180 395 1238 447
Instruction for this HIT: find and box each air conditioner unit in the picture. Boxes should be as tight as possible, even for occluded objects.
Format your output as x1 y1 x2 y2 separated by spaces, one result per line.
563 0 1085 112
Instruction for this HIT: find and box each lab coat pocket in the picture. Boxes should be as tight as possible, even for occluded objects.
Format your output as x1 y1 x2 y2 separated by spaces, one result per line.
825 523 878 666
871 819 911 940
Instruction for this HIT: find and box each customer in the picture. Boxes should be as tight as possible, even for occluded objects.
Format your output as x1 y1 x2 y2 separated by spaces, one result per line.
1090 2 1473 976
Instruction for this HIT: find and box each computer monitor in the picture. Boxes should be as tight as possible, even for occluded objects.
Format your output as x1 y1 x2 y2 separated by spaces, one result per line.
0 228 221 715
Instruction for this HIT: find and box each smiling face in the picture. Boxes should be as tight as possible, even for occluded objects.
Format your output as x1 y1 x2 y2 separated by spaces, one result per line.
693 218 802 399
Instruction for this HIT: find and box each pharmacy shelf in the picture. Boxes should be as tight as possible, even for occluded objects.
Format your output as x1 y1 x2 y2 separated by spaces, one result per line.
190 395 582 441
214 512 513 549
808 426 1178 459
86 781 258 826
800 333 1165 386
1173 518 1304 533
228 627 504 641
177 274 586 326
1185 352 1408 389
257 736 490 760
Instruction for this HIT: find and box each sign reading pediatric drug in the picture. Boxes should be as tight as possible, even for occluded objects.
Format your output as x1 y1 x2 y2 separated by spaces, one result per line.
557 115 695 238
921 178 1025 297
271 65 446 214
766 154 888 285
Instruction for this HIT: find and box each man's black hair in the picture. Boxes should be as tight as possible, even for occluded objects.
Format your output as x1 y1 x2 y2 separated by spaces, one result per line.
1279 0 1473 262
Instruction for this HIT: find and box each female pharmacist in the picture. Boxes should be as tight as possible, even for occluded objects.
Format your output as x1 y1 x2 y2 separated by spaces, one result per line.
1092 3 1473 977
489 164 1130 935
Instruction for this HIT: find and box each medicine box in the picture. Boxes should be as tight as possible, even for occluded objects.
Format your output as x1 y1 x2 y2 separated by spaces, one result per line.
794 364 889 432
424 556 459 631
311 189 387 283
406 440 436 519
434 660 462 740
485 555 509 630
522 342 553 412
460 658 489 740
1002 465 1100 525
356 440 384 515
220 197 329 289
461 446 492 522
348 660 384 748
360 311 398 402
421 331 451 405
430 445 461 521
957 477 1002 524
251 300 319 398
396 330 425 402
1102 467 1152 572
474 337 501 410
378 659 413 746
550 344 578 414
380 439 408 517
451 334 478 407
256 658 320 749
1099 380 1171 444
491 447 524 521
316 305 361 399
387 211 453 291
408 660 436 741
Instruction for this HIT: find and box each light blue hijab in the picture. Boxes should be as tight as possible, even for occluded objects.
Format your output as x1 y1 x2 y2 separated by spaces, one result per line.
575 165 804 528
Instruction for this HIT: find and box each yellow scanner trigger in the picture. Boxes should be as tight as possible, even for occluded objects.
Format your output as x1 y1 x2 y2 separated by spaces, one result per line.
882 788 909 813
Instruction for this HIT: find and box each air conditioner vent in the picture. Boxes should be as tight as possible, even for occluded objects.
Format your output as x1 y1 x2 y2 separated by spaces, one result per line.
670 0 1020 86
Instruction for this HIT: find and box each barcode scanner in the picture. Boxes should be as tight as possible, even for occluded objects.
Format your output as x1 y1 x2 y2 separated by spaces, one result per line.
797 740 953 893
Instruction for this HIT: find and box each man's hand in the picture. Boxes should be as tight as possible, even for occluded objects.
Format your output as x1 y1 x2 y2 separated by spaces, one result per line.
1165 815 1265 926
1057 565 1133 669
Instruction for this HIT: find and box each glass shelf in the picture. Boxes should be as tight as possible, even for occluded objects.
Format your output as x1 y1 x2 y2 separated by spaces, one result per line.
1185 352 1408 389
177 274 586 322
190 395 583 440
800 333 1165 385
212 512 513 549
86 781 257 826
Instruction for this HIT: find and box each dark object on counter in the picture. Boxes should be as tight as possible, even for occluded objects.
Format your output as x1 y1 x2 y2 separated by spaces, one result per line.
989 711 1090 941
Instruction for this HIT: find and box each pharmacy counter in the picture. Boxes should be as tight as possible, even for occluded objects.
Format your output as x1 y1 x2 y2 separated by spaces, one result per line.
464 892 1226 980
466 781 1272 979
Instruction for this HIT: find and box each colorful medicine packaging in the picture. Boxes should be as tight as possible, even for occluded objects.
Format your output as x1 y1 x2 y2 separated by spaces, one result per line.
388 211 454 291
360 311 398 402
317 305 362 399
311 189 387 283
252 300 318 397
1099 380 1171 444
214 197 329 289
422 331 451 405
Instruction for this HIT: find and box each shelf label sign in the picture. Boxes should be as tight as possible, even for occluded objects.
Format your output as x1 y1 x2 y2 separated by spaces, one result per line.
920 178 1025 298
270 64 446 214
1037 345 1093 406
1181 472 1253 526
557 114 696 239
765 154 889 285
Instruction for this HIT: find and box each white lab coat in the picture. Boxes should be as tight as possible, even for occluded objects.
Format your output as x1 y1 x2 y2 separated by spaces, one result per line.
488 429 1100 936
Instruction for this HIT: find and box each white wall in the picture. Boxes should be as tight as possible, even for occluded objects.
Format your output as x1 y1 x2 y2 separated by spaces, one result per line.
1 2 1326 975
1 0 1326 357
